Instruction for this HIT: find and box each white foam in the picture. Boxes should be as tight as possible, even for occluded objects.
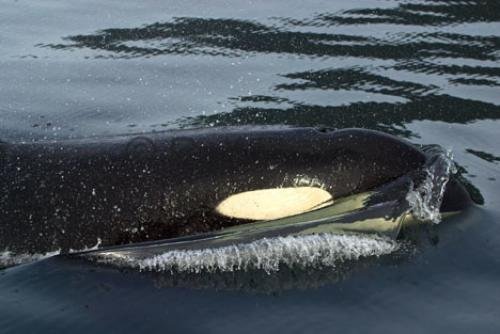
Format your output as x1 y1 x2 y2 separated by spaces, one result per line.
0 249 61 268
406 147 456 224
69 238 102 253
92 233 399 273
0 238 102 269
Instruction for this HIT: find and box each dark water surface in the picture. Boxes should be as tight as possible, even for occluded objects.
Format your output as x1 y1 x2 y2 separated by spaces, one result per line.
1 0 499 332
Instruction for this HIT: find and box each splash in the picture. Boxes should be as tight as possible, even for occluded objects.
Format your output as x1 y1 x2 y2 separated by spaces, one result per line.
0 249 61 268
406 146 456 224
0 239 102 269
90 233 399 273
69 238 102 254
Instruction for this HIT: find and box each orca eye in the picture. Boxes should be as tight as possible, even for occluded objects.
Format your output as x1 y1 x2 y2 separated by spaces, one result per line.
215 187 333 221
126 137 155 159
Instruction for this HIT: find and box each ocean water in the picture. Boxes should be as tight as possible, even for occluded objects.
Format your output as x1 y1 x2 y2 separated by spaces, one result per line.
1 0 499 333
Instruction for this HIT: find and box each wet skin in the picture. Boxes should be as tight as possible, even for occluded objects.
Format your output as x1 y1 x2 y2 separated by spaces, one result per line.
0 127 468 254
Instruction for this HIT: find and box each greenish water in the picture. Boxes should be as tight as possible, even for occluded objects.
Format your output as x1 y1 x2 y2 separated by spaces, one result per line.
1 0 499 332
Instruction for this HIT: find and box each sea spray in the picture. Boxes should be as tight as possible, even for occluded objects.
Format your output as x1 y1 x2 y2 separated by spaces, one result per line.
0 238 102 269
91 233 399 273
0 249 61 268
406 146 456 224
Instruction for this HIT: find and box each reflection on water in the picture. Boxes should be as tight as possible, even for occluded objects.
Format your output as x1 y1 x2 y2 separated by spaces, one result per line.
177 94 499 138
146 248 411 293
453 163 485 205
37 0 500 138
466 148 500 164
42 4 499 60
305 1 500 26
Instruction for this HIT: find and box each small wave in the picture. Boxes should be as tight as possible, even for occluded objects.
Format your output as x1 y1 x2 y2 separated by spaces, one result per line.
90 233 399 273
0 250 61 268
406 146 456 224
0 239 102 269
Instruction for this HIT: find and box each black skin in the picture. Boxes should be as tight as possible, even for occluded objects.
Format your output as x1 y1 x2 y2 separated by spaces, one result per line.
0 127 467 254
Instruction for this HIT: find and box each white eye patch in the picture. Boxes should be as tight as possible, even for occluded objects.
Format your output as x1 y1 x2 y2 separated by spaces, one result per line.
215 187 333 221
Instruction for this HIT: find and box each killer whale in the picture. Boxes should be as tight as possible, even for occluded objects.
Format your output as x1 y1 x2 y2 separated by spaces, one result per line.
0 127 470 256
